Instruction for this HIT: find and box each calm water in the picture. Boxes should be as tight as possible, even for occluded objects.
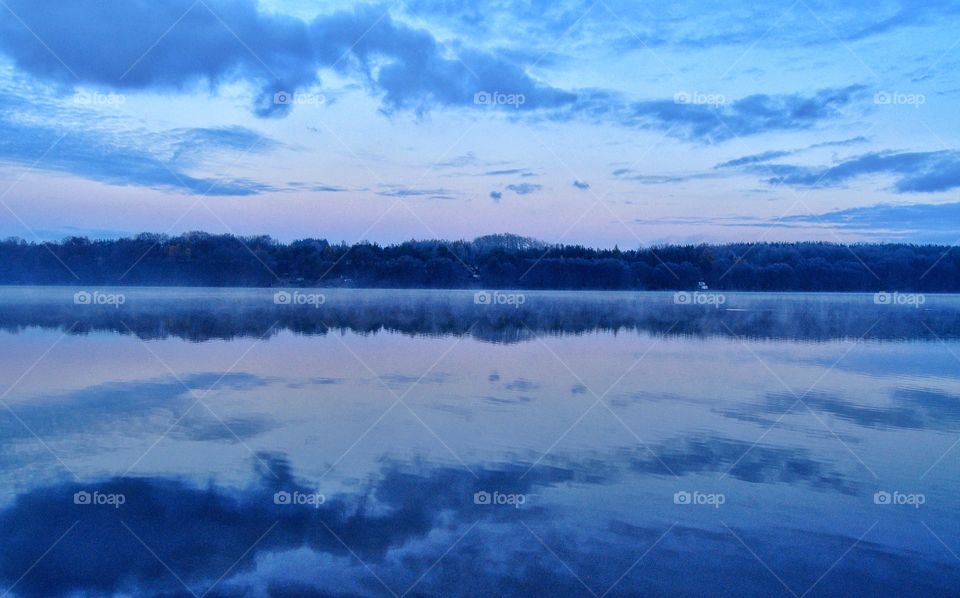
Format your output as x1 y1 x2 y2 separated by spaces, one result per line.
0 288 958 596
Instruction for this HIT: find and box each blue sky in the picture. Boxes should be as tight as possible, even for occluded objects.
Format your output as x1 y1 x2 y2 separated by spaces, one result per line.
0 0 957 246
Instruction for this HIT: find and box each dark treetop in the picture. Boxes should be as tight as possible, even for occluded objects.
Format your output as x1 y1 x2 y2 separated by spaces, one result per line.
1 232 957 291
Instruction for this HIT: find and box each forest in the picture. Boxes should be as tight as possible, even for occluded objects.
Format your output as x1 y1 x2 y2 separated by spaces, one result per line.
0 232 957 291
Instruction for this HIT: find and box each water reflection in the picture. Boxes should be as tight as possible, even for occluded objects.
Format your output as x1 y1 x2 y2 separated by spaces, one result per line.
2 455 957 597
0 288 958 596
2 287 960 343
729 388 960 432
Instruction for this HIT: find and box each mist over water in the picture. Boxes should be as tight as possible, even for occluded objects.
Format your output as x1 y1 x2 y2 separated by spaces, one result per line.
0 288 958 596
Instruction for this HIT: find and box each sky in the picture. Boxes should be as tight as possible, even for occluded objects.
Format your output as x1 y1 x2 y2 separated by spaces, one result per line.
0 0 958 247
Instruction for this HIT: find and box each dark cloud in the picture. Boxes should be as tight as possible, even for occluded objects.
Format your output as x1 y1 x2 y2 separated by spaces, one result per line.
716 150 795 169
505 183 542 195
614 85 868 143
757 150 960 193
0 0 867 141
483 168 533 176
434 152 484 168
310 6 576 115
0 1 577 118
778 201 960 239
434 153 516 171
843 1 955 41
608 137 875 186
408 0 959 55
573 180 590 190
715 137 870 169
631 200 960 243
503 378 539 391
376 186 457 199
489 190 503 201
286 183 351 193
543 86 866 144
0 93 278 195
614 170 721 184
809 136 870 149
166 125 278 163
0 3 880 200
0 0 317 118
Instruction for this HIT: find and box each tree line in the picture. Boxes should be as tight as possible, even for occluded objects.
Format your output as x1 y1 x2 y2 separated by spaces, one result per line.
0 232 957 291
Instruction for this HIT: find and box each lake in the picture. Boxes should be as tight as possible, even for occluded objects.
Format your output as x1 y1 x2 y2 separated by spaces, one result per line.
0 287 958 596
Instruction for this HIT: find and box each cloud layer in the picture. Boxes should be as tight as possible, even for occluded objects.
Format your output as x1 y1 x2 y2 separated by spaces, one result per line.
759 151 960 193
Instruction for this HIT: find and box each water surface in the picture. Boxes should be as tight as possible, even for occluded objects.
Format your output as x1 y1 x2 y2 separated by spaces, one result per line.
0 288 958 596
